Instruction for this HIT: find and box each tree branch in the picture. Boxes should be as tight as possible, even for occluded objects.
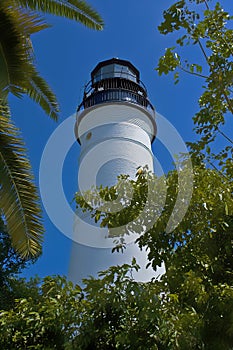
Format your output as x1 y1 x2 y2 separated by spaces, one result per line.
179 65 208 79
206 158 229 180
197 39 209 63
222 90 233 115
216 127 233 145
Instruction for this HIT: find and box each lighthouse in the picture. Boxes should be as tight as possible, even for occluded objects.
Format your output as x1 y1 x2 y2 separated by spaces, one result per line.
69 58 164 284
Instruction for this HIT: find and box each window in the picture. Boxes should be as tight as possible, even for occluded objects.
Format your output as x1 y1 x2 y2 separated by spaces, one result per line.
93 64 137 83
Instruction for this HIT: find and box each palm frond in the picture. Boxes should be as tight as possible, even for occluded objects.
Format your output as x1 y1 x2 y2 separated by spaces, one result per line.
0 106 44 258
0 2 48 96
15 0 104 30
26 68 59 121
6 2 50 36
0 4 59 119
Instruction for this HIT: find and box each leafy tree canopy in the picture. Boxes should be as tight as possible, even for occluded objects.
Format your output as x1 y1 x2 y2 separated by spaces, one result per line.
156 0 233 177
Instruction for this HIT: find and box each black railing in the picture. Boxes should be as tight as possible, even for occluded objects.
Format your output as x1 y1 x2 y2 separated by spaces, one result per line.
77 88 154 112
84 75 147 95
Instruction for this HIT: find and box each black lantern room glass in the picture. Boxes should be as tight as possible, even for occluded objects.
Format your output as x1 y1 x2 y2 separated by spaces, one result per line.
92 63 137 84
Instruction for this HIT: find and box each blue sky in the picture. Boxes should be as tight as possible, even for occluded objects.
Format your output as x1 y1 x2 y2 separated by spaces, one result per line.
9 0 232 279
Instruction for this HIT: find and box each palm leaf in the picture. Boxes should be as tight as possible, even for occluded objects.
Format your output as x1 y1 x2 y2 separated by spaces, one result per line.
5 1 50 36
15 0 104 30
26 67 59 121
0 4 59 119
0 105 44 258
0 2 49 97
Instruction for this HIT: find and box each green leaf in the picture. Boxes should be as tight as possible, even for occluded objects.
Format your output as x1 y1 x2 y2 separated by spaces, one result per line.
16 0 104 30
0 107 44 257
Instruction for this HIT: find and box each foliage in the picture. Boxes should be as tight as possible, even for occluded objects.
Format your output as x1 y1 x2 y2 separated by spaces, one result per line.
0 263 204 350
74 162 233 349
154 5 233 345
0 105 44 257
75 262 178 350
75 167 167 252
16 0 104 31
156 0 233 177
0 0 103 108
0 276 82 350
0 0 103 256
1 159 233 349
2 254 232 349
0 217 38 310
0 1 57 116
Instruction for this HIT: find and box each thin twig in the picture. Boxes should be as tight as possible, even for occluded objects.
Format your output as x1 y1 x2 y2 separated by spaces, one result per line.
204 0 210 10
216 127 233 144
197 39 209 63
206 158 229 180
179 65 208 79
222 90 233 115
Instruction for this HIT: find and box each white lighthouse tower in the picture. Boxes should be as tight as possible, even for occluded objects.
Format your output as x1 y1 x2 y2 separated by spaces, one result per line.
69 58 164 284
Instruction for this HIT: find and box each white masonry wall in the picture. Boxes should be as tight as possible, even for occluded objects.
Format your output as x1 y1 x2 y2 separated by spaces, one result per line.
69 102 165 285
